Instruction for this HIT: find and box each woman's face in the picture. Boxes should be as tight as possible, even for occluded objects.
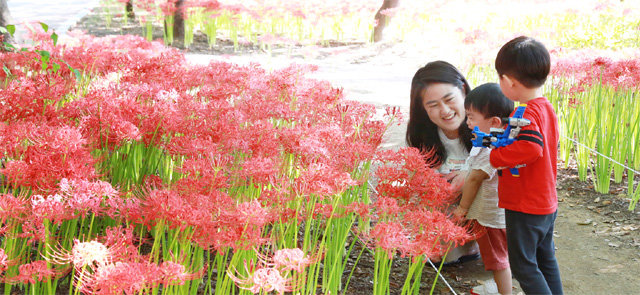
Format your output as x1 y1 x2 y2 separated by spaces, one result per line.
421 83 466 139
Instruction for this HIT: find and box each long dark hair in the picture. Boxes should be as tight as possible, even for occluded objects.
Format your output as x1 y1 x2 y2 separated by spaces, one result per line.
406 61 473 166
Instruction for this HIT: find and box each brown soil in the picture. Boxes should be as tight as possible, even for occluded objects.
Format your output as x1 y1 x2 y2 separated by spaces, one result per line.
68 6 640 295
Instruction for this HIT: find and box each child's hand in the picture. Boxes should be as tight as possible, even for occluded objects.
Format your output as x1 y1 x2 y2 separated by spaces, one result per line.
445 170 467 193
452 206 468 220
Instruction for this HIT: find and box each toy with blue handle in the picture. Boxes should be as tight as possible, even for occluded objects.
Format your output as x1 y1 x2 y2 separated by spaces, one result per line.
471 106 531 176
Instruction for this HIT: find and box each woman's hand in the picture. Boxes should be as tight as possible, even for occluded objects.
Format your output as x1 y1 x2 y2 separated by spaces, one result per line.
444 170 467 193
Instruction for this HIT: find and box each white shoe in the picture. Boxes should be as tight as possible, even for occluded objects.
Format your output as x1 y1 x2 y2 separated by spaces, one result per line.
470 279 499 295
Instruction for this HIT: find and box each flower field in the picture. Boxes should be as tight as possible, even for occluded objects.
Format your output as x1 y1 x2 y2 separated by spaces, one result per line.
1 0 640 294
0 26 474 294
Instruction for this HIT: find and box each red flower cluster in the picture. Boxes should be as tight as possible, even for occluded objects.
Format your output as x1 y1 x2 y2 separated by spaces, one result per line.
551 49 640 92
360 147 472 259
0 29 458 292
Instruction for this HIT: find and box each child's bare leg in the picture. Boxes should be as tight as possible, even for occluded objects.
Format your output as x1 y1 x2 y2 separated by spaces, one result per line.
493 268 512 295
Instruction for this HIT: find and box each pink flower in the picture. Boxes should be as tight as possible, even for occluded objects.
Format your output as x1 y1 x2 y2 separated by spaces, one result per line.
369 221 411 259
272 248 312 273
48 239 112 269
0 248 8 272
227 262 293 295
9 260 58 284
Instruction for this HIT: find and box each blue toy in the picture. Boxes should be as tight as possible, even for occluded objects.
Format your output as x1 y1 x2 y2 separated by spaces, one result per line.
471 106 531 176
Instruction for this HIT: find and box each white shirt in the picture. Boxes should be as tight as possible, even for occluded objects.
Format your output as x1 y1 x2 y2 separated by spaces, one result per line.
466 147 506 229
437 128 469 174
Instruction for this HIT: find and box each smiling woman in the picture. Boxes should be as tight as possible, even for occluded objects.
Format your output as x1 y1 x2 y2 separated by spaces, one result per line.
406 60 479 263
406 60 472 170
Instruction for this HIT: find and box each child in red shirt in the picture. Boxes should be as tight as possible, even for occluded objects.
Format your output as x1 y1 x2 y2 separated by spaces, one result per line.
490 36 563 294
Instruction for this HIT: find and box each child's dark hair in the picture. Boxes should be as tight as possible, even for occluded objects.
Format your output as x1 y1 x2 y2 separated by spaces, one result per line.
495 36 550 88
464 83 514 119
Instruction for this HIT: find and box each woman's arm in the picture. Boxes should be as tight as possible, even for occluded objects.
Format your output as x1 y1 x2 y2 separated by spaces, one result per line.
453 169 490 219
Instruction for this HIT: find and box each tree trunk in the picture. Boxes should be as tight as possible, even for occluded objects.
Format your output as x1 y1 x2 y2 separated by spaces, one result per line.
0 0 13 44
125 0 135 21
173 0 185 42
164 0 185 44
372 0 400 42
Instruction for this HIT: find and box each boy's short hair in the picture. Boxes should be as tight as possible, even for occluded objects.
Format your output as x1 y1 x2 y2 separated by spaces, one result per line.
464 83 514 118
495 36 550 88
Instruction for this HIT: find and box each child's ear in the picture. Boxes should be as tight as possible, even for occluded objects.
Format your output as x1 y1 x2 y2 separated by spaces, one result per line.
490 116 503 128
501 74 515 87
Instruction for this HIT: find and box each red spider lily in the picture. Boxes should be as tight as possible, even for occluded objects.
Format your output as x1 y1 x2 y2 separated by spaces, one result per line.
0 193 29 235
30 193 70 224
0 77 74 123
552 49 640 92
139 189 209 230
253 247 316 274
80 260 199 295
239 155 280 186
312 203 334 219
402 208 473 258
214 200 272 250
361 204 473 259
365 147 472 259
0 29 422 293
271 248 313 273
344 201 370 218
368 221 411 259
227 261 294 295
7 260 60 284
372 197 402 220
374 147 455 209
294 162 358 198
99 226 140 262
47 239 113 269
0 248 8 273
58 178 119 218
63 90 143 150
0 124 97 192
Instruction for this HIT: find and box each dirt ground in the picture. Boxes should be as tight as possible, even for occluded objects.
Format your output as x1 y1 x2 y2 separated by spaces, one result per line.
67 7 640 295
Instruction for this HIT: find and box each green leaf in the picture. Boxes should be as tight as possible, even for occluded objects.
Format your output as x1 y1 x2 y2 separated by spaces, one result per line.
51 32 58 46
38 50 51 61
3 64 11 76
0 27 6 34
72 68 81 82
2 42 16 50
6 25 15 37
52 62 61 73
39 22 49 32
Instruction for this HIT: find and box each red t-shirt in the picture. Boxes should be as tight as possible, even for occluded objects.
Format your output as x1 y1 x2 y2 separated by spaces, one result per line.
489 97 559 215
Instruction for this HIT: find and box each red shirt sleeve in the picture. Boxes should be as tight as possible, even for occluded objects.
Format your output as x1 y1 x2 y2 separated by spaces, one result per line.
490 109 544 168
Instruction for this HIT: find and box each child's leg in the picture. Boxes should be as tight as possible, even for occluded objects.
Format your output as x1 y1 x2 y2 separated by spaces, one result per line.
493 268 512 295
536 211 563 294
505 209 562 294
475 226 511 294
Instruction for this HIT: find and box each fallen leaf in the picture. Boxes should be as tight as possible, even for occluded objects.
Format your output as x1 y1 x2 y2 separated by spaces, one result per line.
597 264 624 273
577 219 592 225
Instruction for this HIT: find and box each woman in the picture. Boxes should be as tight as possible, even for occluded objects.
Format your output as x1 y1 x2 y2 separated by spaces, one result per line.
406 60 478 264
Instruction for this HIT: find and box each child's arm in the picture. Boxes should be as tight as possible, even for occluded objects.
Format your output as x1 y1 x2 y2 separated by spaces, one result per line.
453 169 489 219
490 113 544 168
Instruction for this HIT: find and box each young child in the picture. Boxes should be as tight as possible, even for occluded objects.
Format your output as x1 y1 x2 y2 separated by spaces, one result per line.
490 36 564 294
453 83 513 295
